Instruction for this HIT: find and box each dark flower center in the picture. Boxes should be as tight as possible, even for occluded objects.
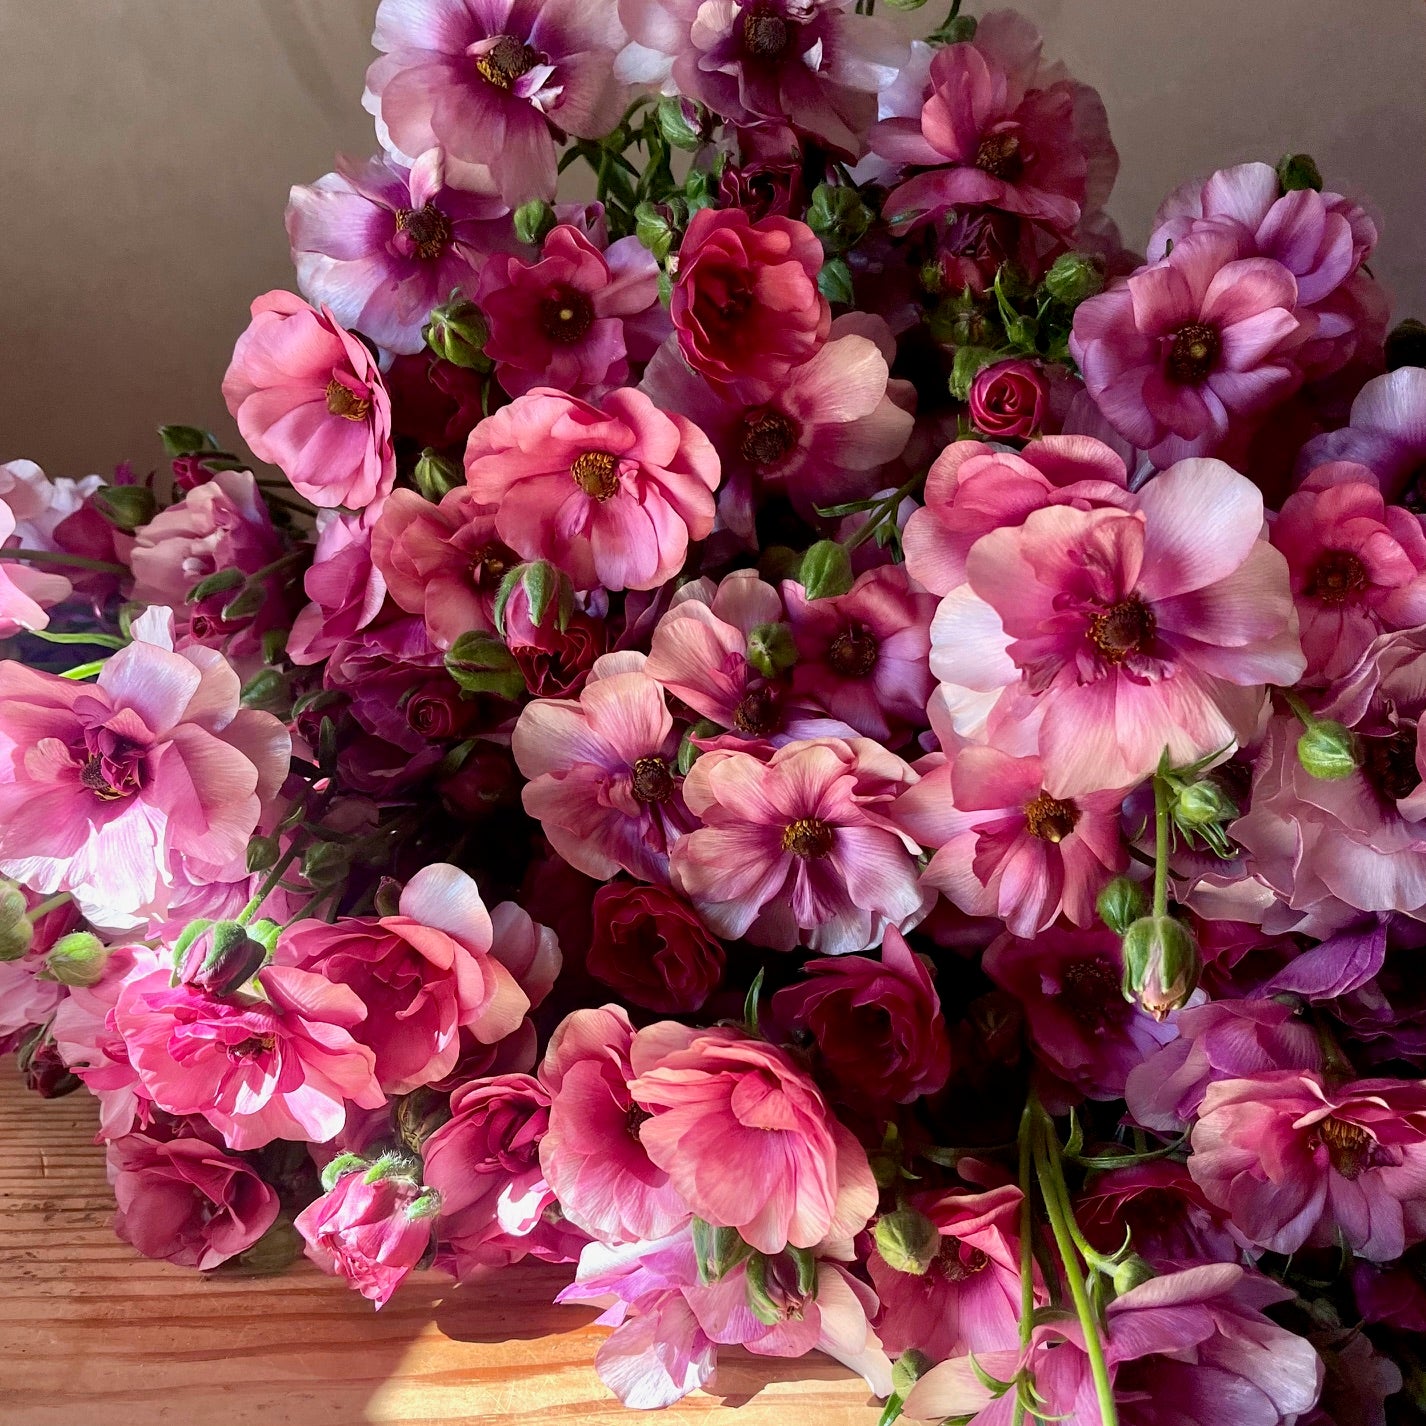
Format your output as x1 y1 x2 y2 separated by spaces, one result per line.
571 451 620 501
631 755 675 805
1317 1116 1373 1181
739 408 800 470
325 378 370 422
395 203 452 260
471 544 512 588
782 817 835 859
742 7 790 60
626 1103 652 1141
1089 596 1156 664
80 753 139 801
975 131 1024 181
476 34 539 90
1024 792 1080 843
936 1237 990 1282
1306 549 1369 605
540 289 595 345
1403 463 1426 515
1362 728 1421 803
1166 322 1220 385
1060 957 1123 1027
827 627 879 679
228 1034 277 1061
733 685 783 736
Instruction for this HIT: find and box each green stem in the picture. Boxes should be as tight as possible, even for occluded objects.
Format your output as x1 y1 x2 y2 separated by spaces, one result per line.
1152 773 1171 919
843 471 927 551
60 660 105 680
1011 1102 1038 1426
236 842 304 926
26 892 72 920
0 548 128 575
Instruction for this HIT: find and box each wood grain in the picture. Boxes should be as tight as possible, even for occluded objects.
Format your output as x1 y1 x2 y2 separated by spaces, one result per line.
0 1069 882 1426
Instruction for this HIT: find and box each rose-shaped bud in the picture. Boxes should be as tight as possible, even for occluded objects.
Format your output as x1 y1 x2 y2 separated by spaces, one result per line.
423 297 492 372
1097 875 1148 937
513 199 556 247
656 95 705 152
176 920 269 996
746 621 797 680
798 540 854 601
1174 777 1238 829
1043 252 1105 306
443 630 525 701
587 882 726 1013
494 559 575 640
17 1029 80 1098
891 1349 933 1400
692 1217 753 1284
967 358 1048 439
302 839 353 890
743 1249 817 1327
92 484 159 533
1386 318 1426 373
1121 915 1201 1020
413 448 461 503
0 882 33 961
806 184 873 256
1111 1252 1157 1294
43 931 109 988
1277 152 1324 193
1297 719 1362 781
875 1206 940 1277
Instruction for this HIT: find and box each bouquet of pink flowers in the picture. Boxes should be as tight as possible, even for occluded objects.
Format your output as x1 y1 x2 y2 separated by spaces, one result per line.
5 1 1426 1420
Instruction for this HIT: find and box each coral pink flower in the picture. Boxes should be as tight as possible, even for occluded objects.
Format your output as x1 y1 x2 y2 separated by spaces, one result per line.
365 0 629 205
1071 228 1304 467
513 657 693 883
1300 366 1426 506
0 493 70 635
0 609 289 928
223 291 395 511
871 1185 1035 1364
114 963 386 1150
939 458 1304 796
628 1022 877 1254
1189 1070 1426 1261
772 928 950 1108
464 387 719 592
617 0 905 157
538 1005 691 1243
669 209 830 395
294 1165 437 1308
674 737 927 956
478 223 663 398
279 863 530 1096
1271 465 1426 682
895 742 1128 937
872 12 1115 235
370 487 513 649
288 148 509 355
109 1130 280 1270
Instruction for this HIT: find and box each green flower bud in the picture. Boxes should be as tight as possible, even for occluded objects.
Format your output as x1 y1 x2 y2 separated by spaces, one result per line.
1043 252 1105 306
158 425 216 459
1121 915 1201 1020
1297 720 1362 781
743 1252 783 1326
443 630 525 701
240 667 288 712
178 921 268 996
929 13 978 44
413 448 462 502
798 540 854 601
301 840 352 891
692 1218 752 1284
874 1207 940 1277
423 297 492 371
1385 318 1426 374
187 567 245 603
746 622 797 680
807 184 873 256
0 883 34 962
513 199 557 247
44 932 109 988
891 1348 933 1400
1111 1253 1157 1295
246 834 281 874
656 95 704 152
1174 777 1238 829
1096 875 1148 937
92 484 159 533
1277 152 1324 193
493 559 575 639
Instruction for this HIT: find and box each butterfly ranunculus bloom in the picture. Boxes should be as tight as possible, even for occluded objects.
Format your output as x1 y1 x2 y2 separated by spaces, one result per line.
628 1021 877 1255
0 492 70 635
464 386 719 592
222 291 395 511
1299 365 1426 506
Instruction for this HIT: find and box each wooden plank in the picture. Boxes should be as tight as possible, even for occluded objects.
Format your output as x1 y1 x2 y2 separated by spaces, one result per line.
0 1069 882 1425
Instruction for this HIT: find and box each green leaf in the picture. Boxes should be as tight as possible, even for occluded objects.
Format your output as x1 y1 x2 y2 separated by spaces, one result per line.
817 256 855 306
798 540 854 601
743 966 766 1037
158 424 217 458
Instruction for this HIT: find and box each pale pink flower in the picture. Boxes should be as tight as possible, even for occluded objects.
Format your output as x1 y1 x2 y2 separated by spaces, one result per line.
628 1021 877 1254
0 493 70 635
222 291 395 511
464 386 719 592
0 459 104 551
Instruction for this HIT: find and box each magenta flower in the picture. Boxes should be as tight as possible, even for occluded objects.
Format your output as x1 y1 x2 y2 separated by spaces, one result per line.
114 963 385 1150
294 1164 437 1309
939 458 1304 796
628 1021 877 1254
477 223 663 398
0 493 70 635
1189 1070 1426 1261
288 149 509 356
464 386 719 592
673 737 927 956
222 291 395 511
894 743 1128 937
1300 366 1426 508
0 609 289 929
512 659 692 883
967 358 1049 440
1071 229 1305 467
288 512 388 666
366 0 629 206
538 1005 691 1243
617 0 905 157
109 1130 280 1270
586 883 725 1014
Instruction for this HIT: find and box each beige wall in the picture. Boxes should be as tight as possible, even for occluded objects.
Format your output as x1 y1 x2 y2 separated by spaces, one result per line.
1 0 1423 477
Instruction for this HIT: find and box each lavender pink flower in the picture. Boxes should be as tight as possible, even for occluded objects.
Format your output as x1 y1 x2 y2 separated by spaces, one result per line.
0 492 70 635
1300 366 1426 507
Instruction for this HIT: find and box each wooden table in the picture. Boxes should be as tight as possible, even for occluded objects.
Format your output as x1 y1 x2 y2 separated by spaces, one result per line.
0 1071 882 1425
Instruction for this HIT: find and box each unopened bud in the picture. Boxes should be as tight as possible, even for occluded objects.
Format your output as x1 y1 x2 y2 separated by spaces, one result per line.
513 200 557 247
798 540 853 601
301 840 351 890
44 932 109 988
423 297 492 371
1277 152 1324 193
874 1207 941 1277
178 921 268 996
0 883 32 961
444 629 526 700
807 184 873 256
656 95 705 152
746 622 797 680
493 560 575 639
234 1216 304 1275
1296 720 1361 781
1096 875 1148 938
691 1217 752 1284
1174 777 1237 829
92 484 158 533
1043 252 1105 306
1111 1253 1156 1295
891 1348 933 1399
413 448 461 502
634 201 678 263
1122 915 1201 1020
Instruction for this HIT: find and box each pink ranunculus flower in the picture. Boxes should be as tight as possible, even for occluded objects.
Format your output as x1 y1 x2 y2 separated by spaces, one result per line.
464 386 719 593
669 209 830 395
287 148 509 355
114 962 386 1150
0 493 70 635
1189 1070 1426 1262
513 656 693 883
0 608 290 929
1071 227 1305 468
937 458 1305 797
628 1021 877 1255
674 736 928 956
222 291 395 511
478 223 664 399
287 511 388 666
586 883 725 1014
370 487 512 650
365 0 629 206
538 1005 691 1244
279 863 530 1097
108 1129 280 1270
967 358 1050 440
1299 366 1426 507
617 0 905 158
294 1164 438 1309
0 458 104 551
